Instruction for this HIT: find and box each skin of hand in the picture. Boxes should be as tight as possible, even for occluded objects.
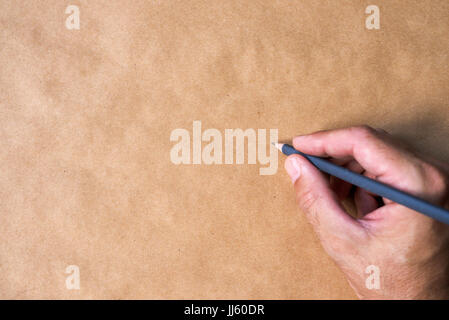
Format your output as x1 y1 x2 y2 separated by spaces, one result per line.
284 126 449 299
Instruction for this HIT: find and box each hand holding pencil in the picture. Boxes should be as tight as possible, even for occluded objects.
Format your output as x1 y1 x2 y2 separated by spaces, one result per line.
281 126 449 299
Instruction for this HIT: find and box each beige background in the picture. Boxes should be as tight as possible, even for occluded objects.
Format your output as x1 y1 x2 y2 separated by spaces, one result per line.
0 0 448 299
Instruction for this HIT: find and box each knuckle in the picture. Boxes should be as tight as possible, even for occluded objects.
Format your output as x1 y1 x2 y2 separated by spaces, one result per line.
296 187 320 226
425 164 448 197
351 125 377 139
296 187 315 211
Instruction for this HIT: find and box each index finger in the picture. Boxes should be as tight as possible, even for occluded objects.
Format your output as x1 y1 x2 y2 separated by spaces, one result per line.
292 126 412 178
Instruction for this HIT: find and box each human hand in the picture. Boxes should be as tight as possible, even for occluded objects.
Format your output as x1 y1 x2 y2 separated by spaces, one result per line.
284 126 449 299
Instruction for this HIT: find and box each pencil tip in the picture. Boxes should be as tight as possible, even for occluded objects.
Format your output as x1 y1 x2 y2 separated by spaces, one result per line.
272 142 284 151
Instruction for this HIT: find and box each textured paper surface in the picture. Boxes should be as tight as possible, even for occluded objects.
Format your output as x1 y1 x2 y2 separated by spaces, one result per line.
1 0 448 299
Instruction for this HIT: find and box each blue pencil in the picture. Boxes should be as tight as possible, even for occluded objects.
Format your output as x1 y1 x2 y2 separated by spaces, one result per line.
274 143 449 225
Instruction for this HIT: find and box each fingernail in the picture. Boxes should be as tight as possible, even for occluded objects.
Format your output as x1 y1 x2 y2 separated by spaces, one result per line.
285 157 301 183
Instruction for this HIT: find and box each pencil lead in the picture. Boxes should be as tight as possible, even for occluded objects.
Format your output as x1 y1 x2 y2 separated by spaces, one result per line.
272 142 284 151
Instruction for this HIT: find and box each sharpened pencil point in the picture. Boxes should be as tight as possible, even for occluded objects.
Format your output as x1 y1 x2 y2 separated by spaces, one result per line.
273 142 284 152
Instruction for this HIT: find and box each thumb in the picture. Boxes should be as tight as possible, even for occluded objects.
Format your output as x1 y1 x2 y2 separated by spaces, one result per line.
284 154 362 237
